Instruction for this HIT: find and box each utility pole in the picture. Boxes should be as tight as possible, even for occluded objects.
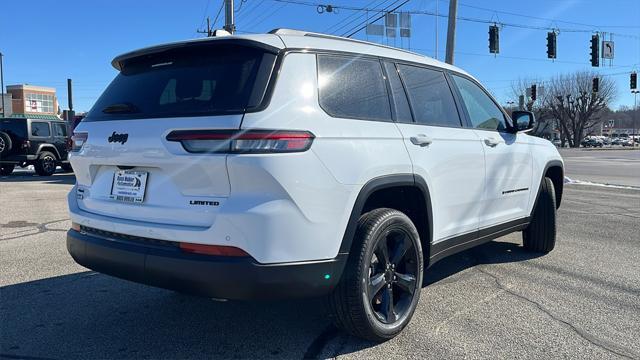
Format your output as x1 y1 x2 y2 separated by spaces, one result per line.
196 17 214 37
445 0 458 64
0 52 5 118
434 0 438 60
224 0 235 34
66 79 75 124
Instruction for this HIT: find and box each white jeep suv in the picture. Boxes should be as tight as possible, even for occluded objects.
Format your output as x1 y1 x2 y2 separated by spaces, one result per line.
67 29 563 341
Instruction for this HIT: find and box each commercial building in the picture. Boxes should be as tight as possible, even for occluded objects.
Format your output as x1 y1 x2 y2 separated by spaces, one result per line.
4 84 61 120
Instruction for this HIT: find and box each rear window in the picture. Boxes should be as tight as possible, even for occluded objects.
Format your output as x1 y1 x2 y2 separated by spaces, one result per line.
317 55 391 121
85 43 277 121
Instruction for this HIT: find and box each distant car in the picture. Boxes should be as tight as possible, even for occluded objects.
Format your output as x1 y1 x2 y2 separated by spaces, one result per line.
581 138 603 148
0 117 73 176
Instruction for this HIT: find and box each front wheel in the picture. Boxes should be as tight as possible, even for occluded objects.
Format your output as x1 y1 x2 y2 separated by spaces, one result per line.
327 208 423 342
523 177 556 253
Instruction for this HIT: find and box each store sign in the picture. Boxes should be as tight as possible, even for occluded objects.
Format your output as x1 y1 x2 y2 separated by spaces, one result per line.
28 99 43 113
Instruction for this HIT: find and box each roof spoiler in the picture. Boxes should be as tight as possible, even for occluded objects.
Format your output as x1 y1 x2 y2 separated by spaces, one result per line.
110 38 280 71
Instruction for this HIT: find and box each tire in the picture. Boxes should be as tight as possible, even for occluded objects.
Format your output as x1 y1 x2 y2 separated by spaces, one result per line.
0 132 11 156
60 163 74 173
327 208 423 342
0 164 14 176
523 177 556 253
34 151 57 176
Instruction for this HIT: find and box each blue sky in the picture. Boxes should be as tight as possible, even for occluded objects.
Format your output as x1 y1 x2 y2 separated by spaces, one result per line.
1 0 638 112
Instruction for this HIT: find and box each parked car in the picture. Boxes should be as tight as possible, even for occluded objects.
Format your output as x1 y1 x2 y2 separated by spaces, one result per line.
581 137 603 148
0 117 72 176
66 29 564 341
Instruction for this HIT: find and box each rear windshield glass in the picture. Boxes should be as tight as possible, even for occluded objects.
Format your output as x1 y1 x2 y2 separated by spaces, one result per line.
85 43 276 121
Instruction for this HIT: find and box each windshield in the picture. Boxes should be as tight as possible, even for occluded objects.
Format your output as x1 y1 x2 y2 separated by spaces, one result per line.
85 43 277 121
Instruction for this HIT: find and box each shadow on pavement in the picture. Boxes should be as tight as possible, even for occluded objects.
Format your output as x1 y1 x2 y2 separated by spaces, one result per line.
0 172 75 185
425 240 543 286
0 240 541 359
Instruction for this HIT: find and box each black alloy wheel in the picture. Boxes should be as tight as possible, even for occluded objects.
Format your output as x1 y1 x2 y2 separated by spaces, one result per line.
327 208 423 342
367 228 419 324
42 154 56 174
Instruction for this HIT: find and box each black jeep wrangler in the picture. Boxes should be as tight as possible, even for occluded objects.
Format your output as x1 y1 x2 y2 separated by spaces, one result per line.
0 117 72 176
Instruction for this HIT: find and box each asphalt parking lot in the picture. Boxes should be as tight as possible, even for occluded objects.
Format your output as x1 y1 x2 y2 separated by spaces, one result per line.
1 150 639 359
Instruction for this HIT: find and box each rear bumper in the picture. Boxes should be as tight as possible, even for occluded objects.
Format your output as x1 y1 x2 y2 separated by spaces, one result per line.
66 229 346 300
0 154 35 163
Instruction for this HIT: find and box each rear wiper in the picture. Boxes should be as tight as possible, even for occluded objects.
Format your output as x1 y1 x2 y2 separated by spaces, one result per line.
102 102 139 114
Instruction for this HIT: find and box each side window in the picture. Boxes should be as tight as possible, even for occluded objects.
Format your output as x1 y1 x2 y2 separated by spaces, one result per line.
317 55 391 121
382 62 413 123
451 75 508 131
53 123 67 137
31 122 51 137
396 64 461 127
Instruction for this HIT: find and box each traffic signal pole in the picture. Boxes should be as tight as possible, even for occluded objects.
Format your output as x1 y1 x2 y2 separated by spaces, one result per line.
445 0 458 64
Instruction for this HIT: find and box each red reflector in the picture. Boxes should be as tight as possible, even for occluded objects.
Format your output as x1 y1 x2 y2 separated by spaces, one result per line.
179 243 249 257
71 222 81 231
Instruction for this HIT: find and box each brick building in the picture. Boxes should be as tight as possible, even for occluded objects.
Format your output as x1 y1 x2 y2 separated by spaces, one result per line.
5 84 60 120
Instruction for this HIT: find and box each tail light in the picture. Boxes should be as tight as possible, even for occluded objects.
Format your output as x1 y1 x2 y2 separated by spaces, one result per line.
179 242 249 257
21 140 31 149
71 132 88 152
166 130 314 154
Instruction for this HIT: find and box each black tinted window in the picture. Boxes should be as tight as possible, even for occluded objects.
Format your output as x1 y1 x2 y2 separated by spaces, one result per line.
53 123 67 137
452 75 508 131
31 122 50 137
397 65 461 127
383 62 412 123
86 44 276 121
318 55 391 121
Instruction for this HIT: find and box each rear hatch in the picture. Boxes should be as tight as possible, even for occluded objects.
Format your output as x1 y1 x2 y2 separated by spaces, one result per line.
71 40 279 227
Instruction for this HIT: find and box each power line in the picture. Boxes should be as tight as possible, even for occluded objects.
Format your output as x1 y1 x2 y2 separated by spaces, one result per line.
445 0 640 30
330 0 393 35
344 0 410 38
239 0 267 27
324 0 387 34
273 0 640 39
250 2 289 30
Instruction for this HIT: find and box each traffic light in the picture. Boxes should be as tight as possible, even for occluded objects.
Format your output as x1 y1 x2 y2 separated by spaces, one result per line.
489 25 499 54
546 32 557 59
531 84 537 101
590 34 600 67
632 72 638 90
592 77 599 93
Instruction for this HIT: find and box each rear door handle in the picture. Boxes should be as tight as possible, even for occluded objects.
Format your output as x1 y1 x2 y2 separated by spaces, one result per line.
484 137 499 147
410 134 433 147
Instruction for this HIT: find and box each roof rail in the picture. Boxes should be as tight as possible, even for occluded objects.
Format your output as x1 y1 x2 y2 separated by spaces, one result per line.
268 28 428 59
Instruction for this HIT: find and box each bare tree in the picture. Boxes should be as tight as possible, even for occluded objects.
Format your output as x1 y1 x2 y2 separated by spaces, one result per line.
509 78 558 141
542 72 617 147
510 71 617 147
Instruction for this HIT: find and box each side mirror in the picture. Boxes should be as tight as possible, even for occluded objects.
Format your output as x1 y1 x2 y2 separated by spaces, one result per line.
511 111 536 132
